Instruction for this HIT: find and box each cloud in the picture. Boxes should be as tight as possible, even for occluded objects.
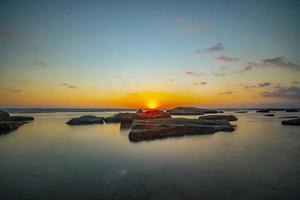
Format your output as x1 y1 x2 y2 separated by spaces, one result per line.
261 57 300 69
59 83 78 89
175 17 204 34
193 81 207 86
185 71 205 77
169 79 175 82
292 81 299 84
215 55 239 62
32 59 54 68
0 31 15 39
242 82 272 89
193 43 224 55
212 72 226 77
261 86 300 99
220 91 233 95
128 92 139 96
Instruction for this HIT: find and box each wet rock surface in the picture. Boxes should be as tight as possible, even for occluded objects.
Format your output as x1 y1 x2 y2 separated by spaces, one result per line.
66 115 104 125
198 115 238 121
282 118 300 126
129 118 235 142
0 110 33 134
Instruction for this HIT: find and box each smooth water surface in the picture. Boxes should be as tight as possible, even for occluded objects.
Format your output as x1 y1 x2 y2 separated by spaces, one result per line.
0 111 300 200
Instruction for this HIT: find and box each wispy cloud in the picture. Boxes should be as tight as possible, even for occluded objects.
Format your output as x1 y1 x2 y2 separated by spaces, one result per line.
193 81 207 86
60 83 79 89
212 72 226 77
175 17 205 34
215 55 239 62
169 79 175 82
261 57 300 69
193 43 224 55
242 82 272 89
185 71 205 77
32 59 55 68
292 81 299 84
261 86 300 99
6 88 22 93
220 91 233 95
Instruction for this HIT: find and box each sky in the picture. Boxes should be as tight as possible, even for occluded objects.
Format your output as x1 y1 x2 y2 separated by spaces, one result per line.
0 0 300 108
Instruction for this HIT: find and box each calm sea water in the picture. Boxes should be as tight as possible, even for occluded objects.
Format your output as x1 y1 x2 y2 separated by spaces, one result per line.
0 111 300 200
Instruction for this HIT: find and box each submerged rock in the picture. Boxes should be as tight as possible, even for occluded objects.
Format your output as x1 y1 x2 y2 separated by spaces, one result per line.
256 109 270 113
264 114 275 117
285 109 298 112
167 107 221 115
0 121 27 134
282 118 300 126
66 115 104 125
198 115 238 121
129 118 234 142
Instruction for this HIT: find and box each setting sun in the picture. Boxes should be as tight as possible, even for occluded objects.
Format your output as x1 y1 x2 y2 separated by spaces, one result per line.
146 100 158 109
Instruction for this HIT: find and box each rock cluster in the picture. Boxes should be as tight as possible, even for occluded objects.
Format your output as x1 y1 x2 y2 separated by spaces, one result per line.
167 107 222 115
0 110 34 134
198 115 238 121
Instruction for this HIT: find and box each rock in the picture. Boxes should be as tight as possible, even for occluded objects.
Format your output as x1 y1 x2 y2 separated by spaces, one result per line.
104 113 137 123
0 110 10 118
137 110 171 120
198 115 238 121
282 118 300 126
285 109 298 112
0 116 34 121
236 111 247 113
167 107 221 115
66 115 104 125
129 118 234 142
264 114 274 117
0 121 27 134
256 109 270 113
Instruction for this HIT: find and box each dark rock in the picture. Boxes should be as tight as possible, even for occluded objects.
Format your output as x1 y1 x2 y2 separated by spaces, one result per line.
167 107 221 115
264 114 274 117
0 110 9 118
198 115 238 121
236 111 247 113
0 121 27 134
66 115 104 125
285 109 298 112
136 109 144 114
256 109 270 113
0 116 34 121
104 113 137 123
129 118 234 142
137 110 171 120
282 118 300 126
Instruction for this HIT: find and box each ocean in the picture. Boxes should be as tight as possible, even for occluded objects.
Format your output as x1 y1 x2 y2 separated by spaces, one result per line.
0 110 299 200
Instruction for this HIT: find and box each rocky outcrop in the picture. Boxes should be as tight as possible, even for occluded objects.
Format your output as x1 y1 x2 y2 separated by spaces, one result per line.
0 110 33 134
256 109 270 113
66 115 104 125
167 107 221 115
282 118 300 126
279 116 299 119
0 121 28 134
198 115 238 121
129 118 234 142
264 114 274 117
105 110 172 129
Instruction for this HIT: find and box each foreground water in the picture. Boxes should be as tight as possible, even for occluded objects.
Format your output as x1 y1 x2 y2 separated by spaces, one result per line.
0 111 300 200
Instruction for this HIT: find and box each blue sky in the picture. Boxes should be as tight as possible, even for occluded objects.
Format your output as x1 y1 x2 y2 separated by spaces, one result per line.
0 0 300 108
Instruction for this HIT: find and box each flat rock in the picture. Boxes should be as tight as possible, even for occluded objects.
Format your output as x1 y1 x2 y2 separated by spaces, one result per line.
285 109 298 112
256 109 270 113
167 107 221 115
198 115 238 121
104 113 137 123
0 121 27 134
279 116 299 119
0 116 34 121
264 114 275 117
129 118 234 142
66 115 104 125
282 118 300 126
